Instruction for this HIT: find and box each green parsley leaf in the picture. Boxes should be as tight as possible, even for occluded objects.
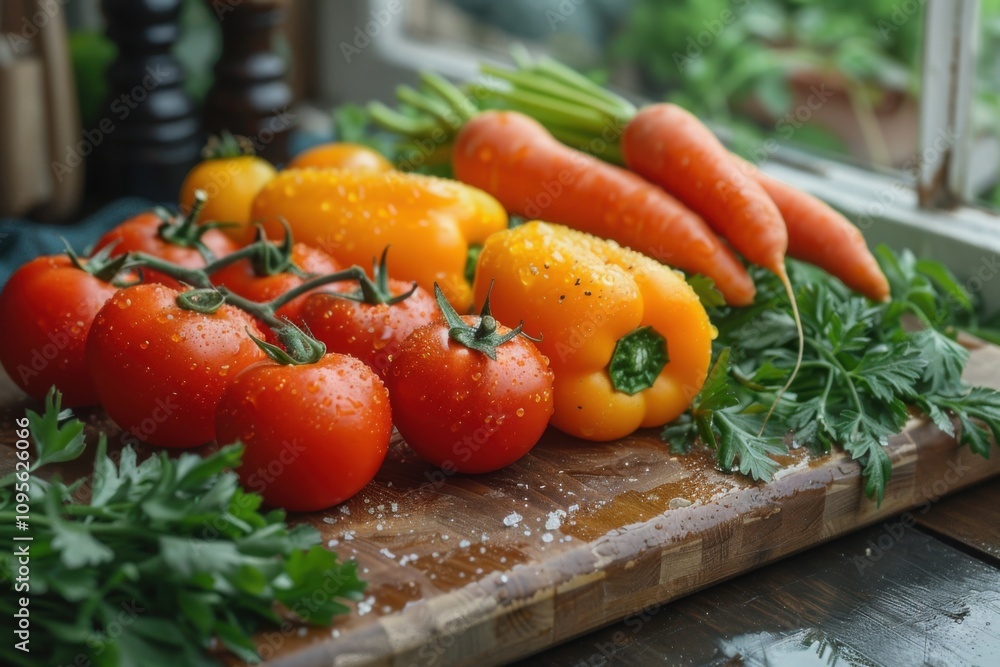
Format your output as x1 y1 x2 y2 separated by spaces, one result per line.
685 274 727 309
852 344 926 404
664 247 1000 504
0 389 365 667
26 386 87 469
911 328 969 394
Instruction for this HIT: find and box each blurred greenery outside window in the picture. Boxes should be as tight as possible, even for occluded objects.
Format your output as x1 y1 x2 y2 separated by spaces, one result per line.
413 0 1000 209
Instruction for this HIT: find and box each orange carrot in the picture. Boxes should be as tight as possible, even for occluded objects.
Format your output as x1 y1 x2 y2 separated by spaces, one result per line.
737 159 890 302
623 104 789 274
622 103 802 422
453 110 757 306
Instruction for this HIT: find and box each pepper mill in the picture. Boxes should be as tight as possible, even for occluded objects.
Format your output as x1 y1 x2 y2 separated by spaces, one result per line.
92 0 202 202
204 0 294 164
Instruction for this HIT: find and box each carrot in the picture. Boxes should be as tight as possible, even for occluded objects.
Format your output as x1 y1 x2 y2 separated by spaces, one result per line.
735 158 890 302
622 104 803 424
453 110 757 307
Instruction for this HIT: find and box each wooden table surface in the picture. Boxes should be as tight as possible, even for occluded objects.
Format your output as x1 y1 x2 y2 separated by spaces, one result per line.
526 478 1000 666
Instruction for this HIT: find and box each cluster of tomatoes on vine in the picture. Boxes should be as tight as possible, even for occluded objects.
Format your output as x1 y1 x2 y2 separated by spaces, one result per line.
0 192 554 511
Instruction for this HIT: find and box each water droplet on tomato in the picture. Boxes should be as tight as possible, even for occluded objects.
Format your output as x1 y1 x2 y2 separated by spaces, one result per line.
516 408 525 417
139 340 149 350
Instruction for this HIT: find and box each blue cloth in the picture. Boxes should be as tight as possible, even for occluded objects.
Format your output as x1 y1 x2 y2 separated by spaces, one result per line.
0 198 154 286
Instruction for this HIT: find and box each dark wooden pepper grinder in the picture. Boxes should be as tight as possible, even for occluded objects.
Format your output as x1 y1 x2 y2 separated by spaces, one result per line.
204 0 294 164
93 0 202 201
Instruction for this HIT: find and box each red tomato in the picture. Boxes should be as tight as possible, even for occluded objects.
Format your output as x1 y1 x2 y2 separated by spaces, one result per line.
215 354 392 511
0 255 118 406
86 283 266 448
93 211 237 289
211 242 341 324
299 281 439 379
385 315 554 474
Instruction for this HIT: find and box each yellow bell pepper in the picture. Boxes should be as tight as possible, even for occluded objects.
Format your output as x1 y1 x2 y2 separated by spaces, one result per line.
251 168 507 310
473 221 713 441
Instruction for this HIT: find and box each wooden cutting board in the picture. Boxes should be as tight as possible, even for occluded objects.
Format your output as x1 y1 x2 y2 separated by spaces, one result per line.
3 340 1000 666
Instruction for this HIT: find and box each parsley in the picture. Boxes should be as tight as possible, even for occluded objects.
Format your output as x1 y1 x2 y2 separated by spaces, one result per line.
664 247 1000 504
0 389 364 667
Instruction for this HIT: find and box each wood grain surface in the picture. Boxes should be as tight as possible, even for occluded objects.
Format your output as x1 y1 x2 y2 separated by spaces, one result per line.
916 479 1000 562
517 524 1000 666
3 341 1000 666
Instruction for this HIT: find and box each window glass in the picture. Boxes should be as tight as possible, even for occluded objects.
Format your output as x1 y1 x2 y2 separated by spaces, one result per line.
973 0 1000 207
403 0 925 168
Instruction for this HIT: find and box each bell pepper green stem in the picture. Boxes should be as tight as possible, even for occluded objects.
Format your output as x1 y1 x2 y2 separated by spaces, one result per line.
608 326 668 395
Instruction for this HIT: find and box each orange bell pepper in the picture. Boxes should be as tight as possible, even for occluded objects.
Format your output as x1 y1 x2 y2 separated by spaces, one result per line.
251 168 507 310
473 221 713 441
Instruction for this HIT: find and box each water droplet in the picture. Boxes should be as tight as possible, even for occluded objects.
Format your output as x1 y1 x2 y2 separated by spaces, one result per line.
170 333 181 342
516 408 525 417
139 340 149 350
471 372 482 382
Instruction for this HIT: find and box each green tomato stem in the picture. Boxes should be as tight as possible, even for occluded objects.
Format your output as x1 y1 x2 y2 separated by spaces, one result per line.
122 250 368 365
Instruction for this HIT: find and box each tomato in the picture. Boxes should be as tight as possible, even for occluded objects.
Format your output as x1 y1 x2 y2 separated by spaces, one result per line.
93 209 237 289
180 133 278 245
215 354 392 511
211 242 342 324
86 283 266 448
0 255 118 406
300 280 439 379
385 298 554 474
287 142 393 172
